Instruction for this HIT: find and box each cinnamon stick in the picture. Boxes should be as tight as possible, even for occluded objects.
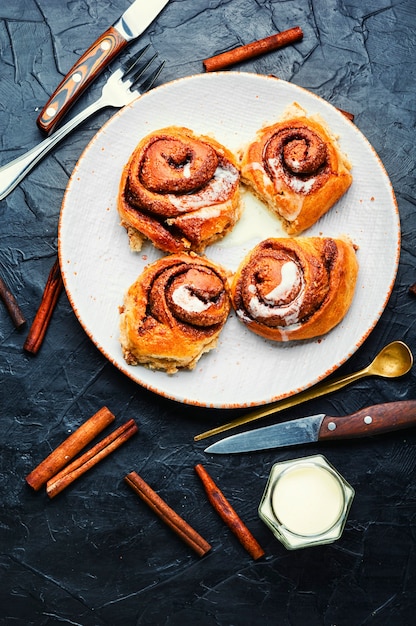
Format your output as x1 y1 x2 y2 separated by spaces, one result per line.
24 257 63 354
0 274 26 329
203 26 303 72
195 464 265 560
26 406 116 491
125 471 212 557
47 419 138 498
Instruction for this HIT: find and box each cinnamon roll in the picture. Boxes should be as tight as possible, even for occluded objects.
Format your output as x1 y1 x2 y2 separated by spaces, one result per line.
240 103 352 234
118 126 241 254
230 237 358 341
119 253 232 373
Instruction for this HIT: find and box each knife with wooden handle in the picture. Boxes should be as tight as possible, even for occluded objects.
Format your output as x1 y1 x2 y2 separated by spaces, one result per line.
37 0 169 134
204 400 416 454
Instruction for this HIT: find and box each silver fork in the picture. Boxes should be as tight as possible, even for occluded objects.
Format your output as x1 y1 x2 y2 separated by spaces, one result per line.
0 46 164 201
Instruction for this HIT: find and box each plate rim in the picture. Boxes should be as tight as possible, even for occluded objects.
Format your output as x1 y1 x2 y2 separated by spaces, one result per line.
58 71 400 408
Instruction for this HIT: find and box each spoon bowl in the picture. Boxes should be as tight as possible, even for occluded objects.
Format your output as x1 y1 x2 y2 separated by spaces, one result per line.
195 340 414 441
365 341 413 378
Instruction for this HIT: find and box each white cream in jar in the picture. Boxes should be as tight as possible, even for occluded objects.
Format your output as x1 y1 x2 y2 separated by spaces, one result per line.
259 455 354 550
271 463 344 536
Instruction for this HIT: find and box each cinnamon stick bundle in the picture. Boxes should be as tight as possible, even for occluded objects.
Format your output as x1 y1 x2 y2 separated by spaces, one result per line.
24 256 63 354
26 406 116 491
125 471 212 557
47 419 138 498
0 274 26 329
195 464 265 560
203 26 303 72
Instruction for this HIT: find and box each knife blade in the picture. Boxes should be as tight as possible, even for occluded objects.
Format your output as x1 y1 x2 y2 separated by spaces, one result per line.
204 400 416 454
36 0 169 134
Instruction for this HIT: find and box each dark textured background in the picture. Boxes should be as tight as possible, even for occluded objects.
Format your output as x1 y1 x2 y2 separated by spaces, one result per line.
1 1 415 624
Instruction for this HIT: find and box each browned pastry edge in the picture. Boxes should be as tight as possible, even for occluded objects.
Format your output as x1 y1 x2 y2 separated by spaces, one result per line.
230 236 358 341
119 252 232 373
117 126 241 254
240 104 352 235
118 113 358 369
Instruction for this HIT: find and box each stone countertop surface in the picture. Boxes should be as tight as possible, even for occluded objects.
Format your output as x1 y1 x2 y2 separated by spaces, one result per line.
1 1 416 624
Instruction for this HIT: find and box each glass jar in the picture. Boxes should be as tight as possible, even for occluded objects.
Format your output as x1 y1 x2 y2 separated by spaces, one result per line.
258 454 354 550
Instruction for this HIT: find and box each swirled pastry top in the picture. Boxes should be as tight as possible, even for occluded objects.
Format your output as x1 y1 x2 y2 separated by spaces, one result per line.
231 236 358 341
240 103 353 234
119 253 232 373
118 126 241 254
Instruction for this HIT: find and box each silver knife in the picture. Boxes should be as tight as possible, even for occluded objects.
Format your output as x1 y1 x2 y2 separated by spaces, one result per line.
36 0 169 134
204 400 416 454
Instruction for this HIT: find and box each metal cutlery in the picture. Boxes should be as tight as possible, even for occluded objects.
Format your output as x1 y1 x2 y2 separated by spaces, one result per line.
204 400 416 454
194 341 413 441
0 47 164 201
37 0 170 134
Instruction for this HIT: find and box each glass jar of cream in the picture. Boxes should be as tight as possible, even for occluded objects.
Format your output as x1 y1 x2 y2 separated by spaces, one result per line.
258 454 354 550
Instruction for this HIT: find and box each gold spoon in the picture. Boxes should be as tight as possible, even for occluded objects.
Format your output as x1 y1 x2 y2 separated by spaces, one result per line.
194 340 413 441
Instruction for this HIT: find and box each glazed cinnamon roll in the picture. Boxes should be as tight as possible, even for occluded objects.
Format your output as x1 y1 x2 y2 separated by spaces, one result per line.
119 253 231 373
118 126 241 254
240 103 352 234
231 237 358 341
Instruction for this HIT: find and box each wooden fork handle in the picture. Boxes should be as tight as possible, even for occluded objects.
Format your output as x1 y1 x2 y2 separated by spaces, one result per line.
37 26 128 135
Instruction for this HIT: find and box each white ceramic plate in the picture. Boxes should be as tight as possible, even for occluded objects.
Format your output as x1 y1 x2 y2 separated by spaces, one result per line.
59 72 400 408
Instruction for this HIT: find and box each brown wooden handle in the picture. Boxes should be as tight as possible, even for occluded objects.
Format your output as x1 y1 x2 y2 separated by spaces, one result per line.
36 26 127 135
319 400 416 441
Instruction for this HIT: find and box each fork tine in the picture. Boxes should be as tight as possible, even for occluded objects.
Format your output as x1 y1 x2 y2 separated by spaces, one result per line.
133 60 166 93
129 53 159 82
121 44 151 76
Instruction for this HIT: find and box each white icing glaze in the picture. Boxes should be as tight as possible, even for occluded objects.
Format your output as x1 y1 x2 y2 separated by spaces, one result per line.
182 162 192 178
177 205 221 221
263 261 300 304
289 158 301 171
266 157 311 220
244 161 270 190
247 260 304 325
245 159 306 222
217 188 285 249
267 155 318 195
172 284 212 313
235 308 252 324
289 176 317 194
168 163 238 211
278 322 302 342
